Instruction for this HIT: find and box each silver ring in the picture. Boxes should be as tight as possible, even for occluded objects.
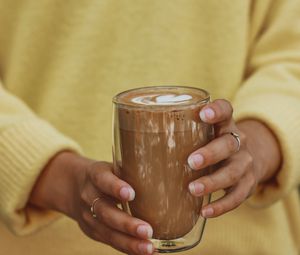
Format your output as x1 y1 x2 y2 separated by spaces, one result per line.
90 197 101 218
229 132 241 152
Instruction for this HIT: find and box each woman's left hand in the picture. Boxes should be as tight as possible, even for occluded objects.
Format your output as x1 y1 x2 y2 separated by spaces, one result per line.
188 99 281 218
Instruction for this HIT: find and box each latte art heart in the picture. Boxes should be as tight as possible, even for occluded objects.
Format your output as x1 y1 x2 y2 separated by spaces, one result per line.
131 94 193 105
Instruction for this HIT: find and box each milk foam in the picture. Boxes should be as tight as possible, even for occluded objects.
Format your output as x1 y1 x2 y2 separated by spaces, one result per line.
131 94 193 105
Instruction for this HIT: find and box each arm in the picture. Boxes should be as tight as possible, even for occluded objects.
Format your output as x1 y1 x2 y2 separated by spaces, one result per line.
0 81 155 255
188 0 300 216
0 81 81 235
233 0 300 207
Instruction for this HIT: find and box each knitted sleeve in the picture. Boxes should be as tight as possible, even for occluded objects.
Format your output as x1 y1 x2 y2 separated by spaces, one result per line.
233 0 300 208
0 82 82 235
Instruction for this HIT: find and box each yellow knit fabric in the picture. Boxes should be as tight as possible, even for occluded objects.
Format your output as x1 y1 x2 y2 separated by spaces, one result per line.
0 0 299 254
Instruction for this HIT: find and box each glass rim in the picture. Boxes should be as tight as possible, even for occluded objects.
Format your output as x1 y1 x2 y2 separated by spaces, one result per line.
113 85 210 110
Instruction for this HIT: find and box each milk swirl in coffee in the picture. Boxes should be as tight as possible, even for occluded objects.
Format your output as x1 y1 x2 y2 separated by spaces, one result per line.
114 87 213 240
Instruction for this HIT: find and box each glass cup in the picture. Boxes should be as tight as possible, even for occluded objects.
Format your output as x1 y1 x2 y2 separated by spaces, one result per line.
112 86 214 253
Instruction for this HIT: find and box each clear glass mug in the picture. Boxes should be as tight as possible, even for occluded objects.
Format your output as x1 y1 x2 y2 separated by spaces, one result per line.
112 86 214 253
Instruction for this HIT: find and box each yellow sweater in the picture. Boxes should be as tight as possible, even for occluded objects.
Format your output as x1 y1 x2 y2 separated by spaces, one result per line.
0 0 299 254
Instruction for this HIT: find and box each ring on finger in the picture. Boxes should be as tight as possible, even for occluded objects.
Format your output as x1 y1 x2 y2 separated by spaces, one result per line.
90 197 101 218
229 132 241 152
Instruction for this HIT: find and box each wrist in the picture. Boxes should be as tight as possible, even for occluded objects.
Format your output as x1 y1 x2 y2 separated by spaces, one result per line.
237 119 282 183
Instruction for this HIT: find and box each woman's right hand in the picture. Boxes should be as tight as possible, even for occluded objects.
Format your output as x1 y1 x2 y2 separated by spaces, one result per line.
30 152 155 255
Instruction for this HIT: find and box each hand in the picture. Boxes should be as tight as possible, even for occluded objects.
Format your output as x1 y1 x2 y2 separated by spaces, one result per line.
30 152 156 255
187 99 281 217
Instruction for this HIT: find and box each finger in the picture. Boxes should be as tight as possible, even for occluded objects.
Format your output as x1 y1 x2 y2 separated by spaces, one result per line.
83 214 155 255
199 99 233 124
188 151 253 196
100 227 155 255
83 198 153 239
200 172 255 218
88 162 135 201
188 133 241 170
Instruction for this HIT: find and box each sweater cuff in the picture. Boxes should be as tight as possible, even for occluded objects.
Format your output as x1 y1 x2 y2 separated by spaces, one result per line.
0 120 82 235
233 93 299 208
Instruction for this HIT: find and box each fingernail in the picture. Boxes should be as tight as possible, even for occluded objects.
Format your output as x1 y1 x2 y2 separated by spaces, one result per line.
120 187 135 201
188 154 204 170
137 225 153 239
189 182 205 195
138 242 153 254
200 108 215 122
202 207 214 218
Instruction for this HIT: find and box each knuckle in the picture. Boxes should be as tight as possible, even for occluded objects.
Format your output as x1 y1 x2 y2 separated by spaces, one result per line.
90 169 101 187
202 175 215 191
223 198 240 213
214 99 226 108
248 172 257 189
228 169 239 184
80 191 89 205
227 103 234 116
82 210 92 223
234 189 247 205
201 148 213 164
89 163 114 188
121 217 133 234
98 208 110 223
234 193 244 205
247 186 256 198
227 135 238 153
213 203 224 216
245 153 254 167
212 100 222 117
110 180 123 197
215 99 233 117
197 177 213 194
248 179 258 197
239 131 247 145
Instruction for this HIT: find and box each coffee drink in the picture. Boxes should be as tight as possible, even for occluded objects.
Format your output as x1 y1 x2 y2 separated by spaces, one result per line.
113 87 213 240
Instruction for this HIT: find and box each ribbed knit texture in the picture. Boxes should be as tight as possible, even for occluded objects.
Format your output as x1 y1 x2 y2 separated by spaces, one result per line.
0 0 299 254
0 120 81 235
234 92 300 206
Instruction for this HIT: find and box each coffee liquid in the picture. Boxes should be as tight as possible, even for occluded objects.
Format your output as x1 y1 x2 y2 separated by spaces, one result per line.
115 88 213 240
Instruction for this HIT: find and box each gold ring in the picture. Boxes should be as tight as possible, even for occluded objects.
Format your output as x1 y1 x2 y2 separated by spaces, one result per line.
90 197 101 218
229 132 241 152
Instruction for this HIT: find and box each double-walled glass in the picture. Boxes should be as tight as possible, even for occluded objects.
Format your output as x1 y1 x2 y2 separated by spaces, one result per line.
112 86 214 253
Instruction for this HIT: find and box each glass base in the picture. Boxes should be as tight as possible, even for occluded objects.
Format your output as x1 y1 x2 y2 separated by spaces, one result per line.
151 216 207 253
152 238 201 253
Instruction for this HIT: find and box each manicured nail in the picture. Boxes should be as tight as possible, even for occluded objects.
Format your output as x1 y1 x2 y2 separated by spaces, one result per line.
189 182 205 195
200 108 215 122
120 187 135 201
137 225 153 239
202 207 214 218
138 243 153 254
188 154 204 170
